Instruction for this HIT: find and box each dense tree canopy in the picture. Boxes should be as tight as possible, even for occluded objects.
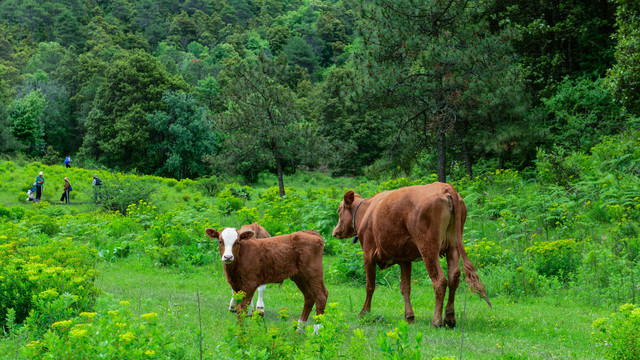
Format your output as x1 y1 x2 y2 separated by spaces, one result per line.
0 0 637 182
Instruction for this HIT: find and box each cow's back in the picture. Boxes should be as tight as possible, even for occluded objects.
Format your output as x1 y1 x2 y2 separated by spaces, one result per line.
240 231 324 284
239 222 271 238
362 183 456 261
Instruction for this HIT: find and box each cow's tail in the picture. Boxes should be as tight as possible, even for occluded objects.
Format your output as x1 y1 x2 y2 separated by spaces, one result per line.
447 189 492 309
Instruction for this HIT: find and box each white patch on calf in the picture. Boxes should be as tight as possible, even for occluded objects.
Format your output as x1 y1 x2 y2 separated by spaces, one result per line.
220 228 238 263
256 284 266 313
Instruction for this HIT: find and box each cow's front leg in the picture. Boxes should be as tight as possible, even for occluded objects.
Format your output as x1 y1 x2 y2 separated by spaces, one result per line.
360 257 377 317
399 262 415 323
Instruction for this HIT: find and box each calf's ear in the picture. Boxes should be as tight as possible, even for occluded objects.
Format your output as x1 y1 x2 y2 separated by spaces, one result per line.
344 190 355 205
239 230 254 241
205 228 219 239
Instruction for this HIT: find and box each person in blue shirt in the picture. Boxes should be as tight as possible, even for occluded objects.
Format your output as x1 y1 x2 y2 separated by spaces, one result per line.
64 155 72 168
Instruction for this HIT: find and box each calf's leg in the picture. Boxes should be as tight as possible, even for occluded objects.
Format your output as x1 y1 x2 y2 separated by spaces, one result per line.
237 288 256 318
399 262 415 323
229 290 237 313
255 284 266 315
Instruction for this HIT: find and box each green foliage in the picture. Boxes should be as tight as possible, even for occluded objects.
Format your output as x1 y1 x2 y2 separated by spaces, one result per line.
284 37 318 76
592 303 640 359
605 0 640 115
377 320 422 360
99 180 155 215
0 237 99 333
8 90 46 156
21 302 185 359
147 90 218 179
525 239 582 280
492 0 616 98
215 53 321 194
81 50 188 172
541 76 627 152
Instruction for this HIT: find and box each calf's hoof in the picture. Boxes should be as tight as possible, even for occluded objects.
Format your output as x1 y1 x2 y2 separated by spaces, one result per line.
229 308 237 313
256 307 265 317
405 314 415 323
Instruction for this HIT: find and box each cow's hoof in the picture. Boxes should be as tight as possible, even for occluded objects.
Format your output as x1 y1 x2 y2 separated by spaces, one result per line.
229 308 237 313
405 314 415 323
432 321 444 328
444 319 456 328
257 307 265 317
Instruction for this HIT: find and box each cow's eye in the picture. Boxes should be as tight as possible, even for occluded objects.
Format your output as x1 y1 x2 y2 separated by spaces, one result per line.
218 240 223 245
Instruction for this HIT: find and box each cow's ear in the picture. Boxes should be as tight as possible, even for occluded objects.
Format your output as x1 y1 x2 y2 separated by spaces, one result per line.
344 190 355 205
205 228 219 239
239 230 254 241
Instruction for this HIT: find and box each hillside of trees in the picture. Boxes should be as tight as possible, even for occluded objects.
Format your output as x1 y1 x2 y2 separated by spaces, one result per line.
1 0 639 189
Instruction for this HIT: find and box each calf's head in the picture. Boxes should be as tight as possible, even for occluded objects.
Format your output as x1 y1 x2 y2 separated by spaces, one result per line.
332 190 357 239
205 228 255 264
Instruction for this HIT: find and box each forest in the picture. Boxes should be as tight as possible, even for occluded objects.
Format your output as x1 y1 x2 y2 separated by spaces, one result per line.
2 0 640 359
0 0 637 188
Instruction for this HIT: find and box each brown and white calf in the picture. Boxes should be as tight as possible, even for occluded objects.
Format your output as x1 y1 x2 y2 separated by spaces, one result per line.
205 228 328 327
227 223 271 315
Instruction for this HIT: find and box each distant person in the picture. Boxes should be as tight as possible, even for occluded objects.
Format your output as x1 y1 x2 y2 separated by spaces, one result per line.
64 155 72 168
92 174 103 202
60 177 71 204
27 185 38 203
35 172 45 201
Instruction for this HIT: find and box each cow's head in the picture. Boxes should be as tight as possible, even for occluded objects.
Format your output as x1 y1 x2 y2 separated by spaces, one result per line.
205 228 254 264
332 190 357 239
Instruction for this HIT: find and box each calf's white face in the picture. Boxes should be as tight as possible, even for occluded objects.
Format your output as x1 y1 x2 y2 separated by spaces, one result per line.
220 228 239 263
205 227 255 265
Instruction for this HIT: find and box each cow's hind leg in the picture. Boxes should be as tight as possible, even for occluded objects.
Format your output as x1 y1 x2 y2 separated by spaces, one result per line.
399 262 415 323
360 258 377 317
444 248 461 328
419 240 447 327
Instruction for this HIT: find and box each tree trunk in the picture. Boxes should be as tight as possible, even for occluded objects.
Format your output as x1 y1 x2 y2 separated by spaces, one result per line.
276 156 285 197
437 124 446 183
463 140 473 180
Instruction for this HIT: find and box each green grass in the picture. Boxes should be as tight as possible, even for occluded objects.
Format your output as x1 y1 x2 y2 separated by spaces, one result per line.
96 257 609 359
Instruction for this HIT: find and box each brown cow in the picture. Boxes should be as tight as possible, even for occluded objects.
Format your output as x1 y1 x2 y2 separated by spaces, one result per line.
205 228 328 327
332 183 491 327
227 223 271 315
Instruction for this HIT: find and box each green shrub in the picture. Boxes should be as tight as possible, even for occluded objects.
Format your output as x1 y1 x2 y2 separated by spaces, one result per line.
21 302 185 359
525 239 582 281
0 238 99 332
377 320 422 360
99 180 155 215
197 175 221 196
592 303 640 359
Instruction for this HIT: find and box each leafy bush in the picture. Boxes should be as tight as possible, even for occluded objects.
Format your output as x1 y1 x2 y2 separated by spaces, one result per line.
21 301 185 359
99 179 155 215
525 239 582 280
0 237 99 332
377 320 422 360
592 303 640 359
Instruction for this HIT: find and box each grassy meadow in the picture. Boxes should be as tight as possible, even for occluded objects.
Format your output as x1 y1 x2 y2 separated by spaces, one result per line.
1 133 640 359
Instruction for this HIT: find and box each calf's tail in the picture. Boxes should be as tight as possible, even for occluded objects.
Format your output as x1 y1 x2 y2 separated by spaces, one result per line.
447 190 492 309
